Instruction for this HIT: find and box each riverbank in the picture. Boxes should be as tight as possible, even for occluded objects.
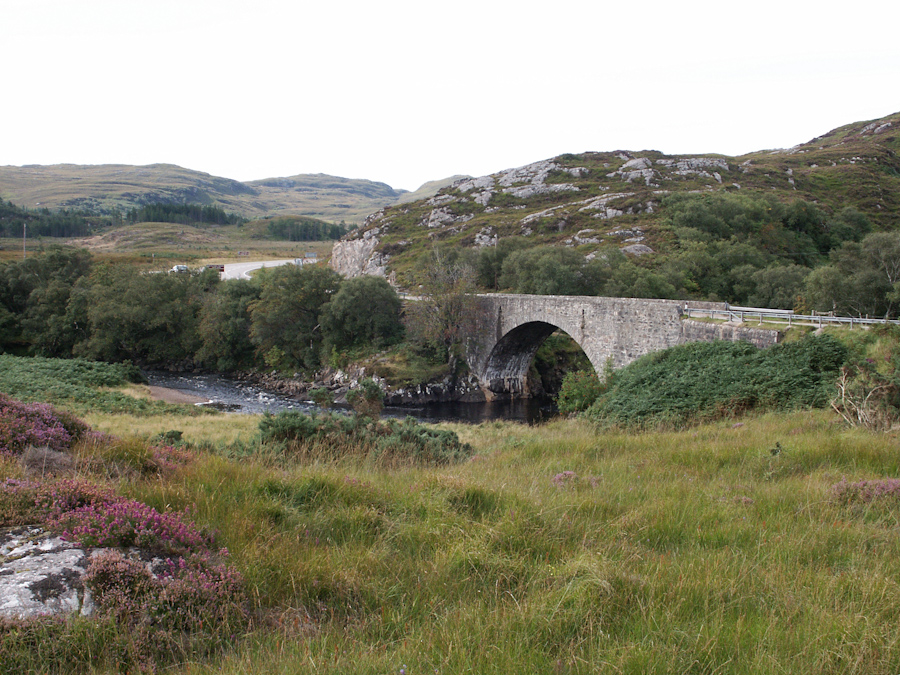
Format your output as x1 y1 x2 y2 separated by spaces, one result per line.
144 370 556 424
147 385 210 405
239 367 489 406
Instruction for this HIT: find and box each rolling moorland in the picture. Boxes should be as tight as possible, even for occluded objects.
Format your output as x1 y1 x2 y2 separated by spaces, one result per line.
1 111 900 674
0 164 463 225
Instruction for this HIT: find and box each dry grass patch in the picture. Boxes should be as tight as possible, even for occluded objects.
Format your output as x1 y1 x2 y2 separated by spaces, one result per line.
82 412 263 446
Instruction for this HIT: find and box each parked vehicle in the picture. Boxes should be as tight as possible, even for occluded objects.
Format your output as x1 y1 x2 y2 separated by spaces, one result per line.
170 264 189 273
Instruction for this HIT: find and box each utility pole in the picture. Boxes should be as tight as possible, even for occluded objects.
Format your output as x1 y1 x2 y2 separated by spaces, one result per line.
23 222 26 260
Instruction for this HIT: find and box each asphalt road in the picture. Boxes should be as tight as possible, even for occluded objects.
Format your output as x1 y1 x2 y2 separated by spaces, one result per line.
221 259 296 280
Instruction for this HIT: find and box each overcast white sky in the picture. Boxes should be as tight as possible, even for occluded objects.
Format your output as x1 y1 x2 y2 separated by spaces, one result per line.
2 0 898 191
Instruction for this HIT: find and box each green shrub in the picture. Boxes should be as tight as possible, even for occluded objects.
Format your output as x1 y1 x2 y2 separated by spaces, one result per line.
257 410 472 465
584 334 848 428
309 387 334 409
557 370 606 414
346 378 384 418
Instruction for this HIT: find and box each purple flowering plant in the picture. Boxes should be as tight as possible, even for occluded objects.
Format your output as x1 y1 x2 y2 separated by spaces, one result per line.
831 477 900 505
17 478 213 555
1 394 248 667
0 394 88 457
3 475 250 661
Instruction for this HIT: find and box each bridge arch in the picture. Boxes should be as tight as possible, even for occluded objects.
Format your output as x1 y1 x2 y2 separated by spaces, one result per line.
466 294 780 399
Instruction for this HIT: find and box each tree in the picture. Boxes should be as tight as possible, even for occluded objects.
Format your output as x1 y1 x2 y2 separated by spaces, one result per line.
0 247 93 356
405 247 480 371
499 246 593 295
74 265 217 364
806 231 900 318
320 275 403 354
743 264 810 310
474 238 528 290
196 279 261 371
248 264 342 371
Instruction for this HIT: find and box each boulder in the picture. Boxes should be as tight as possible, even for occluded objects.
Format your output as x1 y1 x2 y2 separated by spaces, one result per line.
0 527 93 619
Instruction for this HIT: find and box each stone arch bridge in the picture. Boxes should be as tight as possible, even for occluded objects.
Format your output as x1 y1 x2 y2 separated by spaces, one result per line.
466 294 780 398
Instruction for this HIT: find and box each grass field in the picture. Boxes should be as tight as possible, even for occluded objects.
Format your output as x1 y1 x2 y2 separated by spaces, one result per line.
1 223 336 267
6 397 900 674
148 411 900 673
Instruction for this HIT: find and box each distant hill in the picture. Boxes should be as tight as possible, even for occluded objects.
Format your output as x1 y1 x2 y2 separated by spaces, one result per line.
331 111 900 287
395 175 470 204
0 164 458 224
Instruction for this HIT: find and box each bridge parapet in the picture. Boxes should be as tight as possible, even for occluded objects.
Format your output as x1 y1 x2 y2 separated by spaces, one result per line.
466 294 780 398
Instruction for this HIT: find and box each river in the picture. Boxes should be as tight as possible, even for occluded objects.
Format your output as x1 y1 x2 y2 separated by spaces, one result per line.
145 371 557 424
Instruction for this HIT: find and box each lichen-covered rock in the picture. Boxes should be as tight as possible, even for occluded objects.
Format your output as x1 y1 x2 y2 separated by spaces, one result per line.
474 227 497 247
606 157 657 185
422 207 456 228
502 183 579 199
472 190 494 206
621 243 654 255
579 192 634 219
329 228 389 278
0 527 93 618
455 175 495 193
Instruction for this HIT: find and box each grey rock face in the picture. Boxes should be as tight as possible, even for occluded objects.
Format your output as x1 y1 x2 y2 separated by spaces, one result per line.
455 175 495 193
0 527 93 619
622 157 652 171
474 227 497 247
329 229 389 278
607 157 657 185
502 183 579 199
497 160 561 187
579 192 634 219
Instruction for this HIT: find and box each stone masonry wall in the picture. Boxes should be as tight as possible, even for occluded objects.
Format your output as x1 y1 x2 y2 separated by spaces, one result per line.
467 294 781 396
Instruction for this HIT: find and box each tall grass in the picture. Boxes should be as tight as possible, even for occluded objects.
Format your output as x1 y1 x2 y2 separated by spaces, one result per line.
117 412 900 674
5 381 900 673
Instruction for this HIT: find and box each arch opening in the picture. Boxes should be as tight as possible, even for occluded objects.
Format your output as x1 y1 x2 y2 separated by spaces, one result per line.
482 321 595 398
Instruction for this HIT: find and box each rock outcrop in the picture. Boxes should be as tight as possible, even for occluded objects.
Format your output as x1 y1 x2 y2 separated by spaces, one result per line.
329 226 389 278
1 527 94 618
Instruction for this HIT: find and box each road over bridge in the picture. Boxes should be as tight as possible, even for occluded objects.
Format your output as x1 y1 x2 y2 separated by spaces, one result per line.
465 294 781 398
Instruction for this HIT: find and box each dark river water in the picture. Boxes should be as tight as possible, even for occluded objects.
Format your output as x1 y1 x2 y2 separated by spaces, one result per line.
145 371 556 424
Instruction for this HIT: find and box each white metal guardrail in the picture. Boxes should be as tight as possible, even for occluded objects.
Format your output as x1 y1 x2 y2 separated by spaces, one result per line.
684 305 900 328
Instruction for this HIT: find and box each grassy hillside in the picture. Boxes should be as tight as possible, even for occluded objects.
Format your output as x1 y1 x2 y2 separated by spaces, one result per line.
0 165 456 225
339 112 900 287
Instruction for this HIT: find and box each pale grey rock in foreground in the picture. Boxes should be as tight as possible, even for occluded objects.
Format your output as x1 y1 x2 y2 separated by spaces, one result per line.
0 527 94 619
